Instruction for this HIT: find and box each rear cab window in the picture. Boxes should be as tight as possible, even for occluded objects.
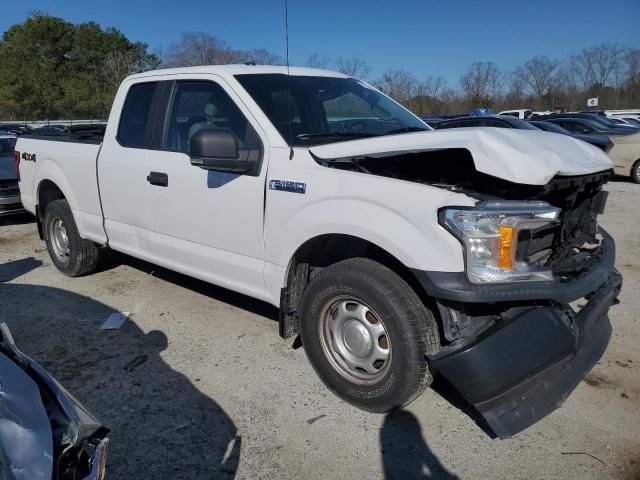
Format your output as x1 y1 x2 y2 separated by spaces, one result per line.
117 82 161 148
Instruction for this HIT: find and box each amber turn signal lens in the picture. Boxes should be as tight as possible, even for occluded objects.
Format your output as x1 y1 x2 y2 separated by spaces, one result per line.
497 226 515 269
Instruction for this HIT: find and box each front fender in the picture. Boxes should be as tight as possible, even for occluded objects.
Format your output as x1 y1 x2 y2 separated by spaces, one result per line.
266 195 468 274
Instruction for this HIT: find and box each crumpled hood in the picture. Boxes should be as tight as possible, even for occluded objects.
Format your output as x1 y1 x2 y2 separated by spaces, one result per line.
309 128 614 185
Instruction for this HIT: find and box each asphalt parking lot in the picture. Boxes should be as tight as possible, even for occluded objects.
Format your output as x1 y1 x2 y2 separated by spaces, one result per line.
1 178 639 480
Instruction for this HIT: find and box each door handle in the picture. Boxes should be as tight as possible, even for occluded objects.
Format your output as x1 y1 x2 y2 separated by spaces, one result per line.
147 171 168 187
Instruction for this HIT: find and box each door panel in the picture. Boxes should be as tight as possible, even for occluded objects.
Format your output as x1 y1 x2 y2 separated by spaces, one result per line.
99 76 270 301
143 77 269 300
99 80 167 252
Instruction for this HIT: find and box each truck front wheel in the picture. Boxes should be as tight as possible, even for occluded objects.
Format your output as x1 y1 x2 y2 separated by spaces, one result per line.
44 199 99 277
299 258 439 412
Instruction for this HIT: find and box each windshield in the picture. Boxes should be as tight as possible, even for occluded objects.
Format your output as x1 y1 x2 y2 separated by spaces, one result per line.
585 115 634 130
235 74 429 146
530 121 570 135
502 117 539 130
568 118 613 132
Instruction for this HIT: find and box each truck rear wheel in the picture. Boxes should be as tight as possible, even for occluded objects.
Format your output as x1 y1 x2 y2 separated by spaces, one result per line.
44 199 99 277
299 257 439 412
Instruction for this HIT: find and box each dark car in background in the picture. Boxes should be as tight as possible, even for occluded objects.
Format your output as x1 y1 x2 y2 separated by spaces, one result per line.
432 115 540 130
531 114 639 136
0 123 33 136
529 120 613 152
0 323 109 480
0 133 24 216
32 124 69 135
431 114 615 154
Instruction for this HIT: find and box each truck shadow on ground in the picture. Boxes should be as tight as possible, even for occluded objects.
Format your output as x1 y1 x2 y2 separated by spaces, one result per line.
0 266 241 479
95 249 497 436
96 248 279 322
610 174 636 183
0 212 35 227
380 410 460 479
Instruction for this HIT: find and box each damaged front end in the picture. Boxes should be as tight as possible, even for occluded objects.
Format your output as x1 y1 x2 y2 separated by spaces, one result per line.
423 169 622 438
313 144 621 438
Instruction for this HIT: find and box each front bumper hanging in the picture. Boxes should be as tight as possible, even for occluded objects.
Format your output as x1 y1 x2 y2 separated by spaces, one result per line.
430 270 622 438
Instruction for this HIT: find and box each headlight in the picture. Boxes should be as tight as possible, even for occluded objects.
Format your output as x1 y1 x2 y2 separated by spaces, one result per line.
440 201 560 284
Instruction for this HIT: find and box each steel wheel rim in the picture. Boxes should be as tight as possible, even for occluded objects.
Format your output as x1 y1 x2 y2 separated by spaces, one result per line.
319 296 392 385
50 217 70 264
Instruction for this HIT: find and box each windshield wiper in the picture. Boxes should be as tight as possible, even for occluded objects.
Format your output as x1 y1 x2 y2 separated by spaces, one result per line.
385 126 429 135
296 132 378 140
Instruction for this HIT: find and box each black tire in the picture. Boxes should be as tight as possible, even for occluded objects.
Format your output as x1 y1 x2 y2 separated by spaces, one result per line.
631 160 640 184
299 257 440 412
43 199 99 277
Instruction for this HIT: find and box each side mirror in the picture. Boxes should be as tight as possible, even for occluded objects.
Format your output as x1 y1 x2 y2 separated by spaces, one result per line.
581 128 592 134
189 129 258 174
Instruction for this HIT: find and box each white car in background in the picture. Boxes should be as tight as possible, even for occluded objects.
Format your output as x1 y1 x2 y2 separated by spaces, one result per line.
0 132 24 216
497 109 533 119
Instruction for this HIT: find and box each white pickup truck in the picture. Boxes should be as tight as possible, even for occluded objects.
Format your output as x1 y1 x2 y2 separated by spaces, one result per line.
17 65 622 438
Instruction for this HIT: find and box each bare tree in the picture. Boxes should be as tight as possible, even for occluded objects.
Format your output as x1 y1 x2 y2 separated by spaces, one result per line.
305 53 331 69
459 62 503 106
409 76 448 116
335 56 372 79
621 48 640 105
588 43 625 87
373 69 421 112
374 70 417 101
236 48 282 65
422 75 447 98
164 32 236 67
504 70 527 107
163 32 281 67
438 87 459 106
570 43 625 89
514 56 559 109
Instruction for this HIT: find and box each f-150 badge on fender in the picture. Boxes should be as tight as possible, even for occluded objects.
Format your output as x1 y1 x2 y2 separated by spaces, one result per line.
269 179 306 194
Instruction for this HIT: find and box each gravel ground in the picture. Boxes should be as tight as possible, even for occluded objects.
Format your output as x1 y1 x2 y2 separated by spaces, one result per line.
1 178 639 480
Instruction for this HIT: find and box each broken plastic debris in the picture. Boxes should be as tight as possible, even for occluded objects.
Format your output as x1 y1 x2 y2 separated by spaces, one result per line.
101 312 129 330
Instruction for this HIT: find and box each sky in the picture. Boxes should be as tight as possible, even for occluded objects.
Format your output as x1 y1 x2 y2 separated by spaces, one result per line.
1 0 639 84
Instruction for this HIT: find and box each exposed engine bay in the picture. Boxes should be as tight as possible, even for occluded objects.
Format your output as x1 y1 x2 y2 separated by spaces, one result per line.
315 148 611 279
316 149 613 343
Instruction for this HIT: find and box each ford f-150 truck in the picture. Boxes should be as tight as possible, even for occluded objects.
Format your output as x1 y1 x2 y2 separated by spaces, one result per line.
16 65 622 438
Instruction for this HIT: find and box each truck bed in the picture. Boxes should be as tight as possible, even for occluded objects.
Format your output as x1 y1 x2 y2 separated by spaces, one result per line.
25 124 106 144
16 130 107 245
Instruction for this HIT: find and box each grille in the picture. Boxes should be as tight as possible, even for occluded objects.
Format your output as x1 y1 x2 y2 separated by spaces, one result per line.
517 224 558 262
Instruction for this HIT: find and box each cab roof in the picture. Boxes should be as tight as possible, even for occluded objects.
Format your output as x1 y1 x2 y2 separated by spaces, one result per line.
128 64 350 81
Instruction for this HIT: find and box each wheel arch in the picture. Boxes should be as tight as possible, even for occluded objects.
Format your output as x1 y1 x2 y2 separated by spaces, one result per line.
35 178 69 240
278 233 440 339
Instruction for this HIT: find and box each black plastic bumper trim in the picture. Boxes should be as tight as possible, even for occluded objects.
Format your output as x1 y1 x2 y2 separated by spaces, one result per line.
412 228 615 304
430 270 621 438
